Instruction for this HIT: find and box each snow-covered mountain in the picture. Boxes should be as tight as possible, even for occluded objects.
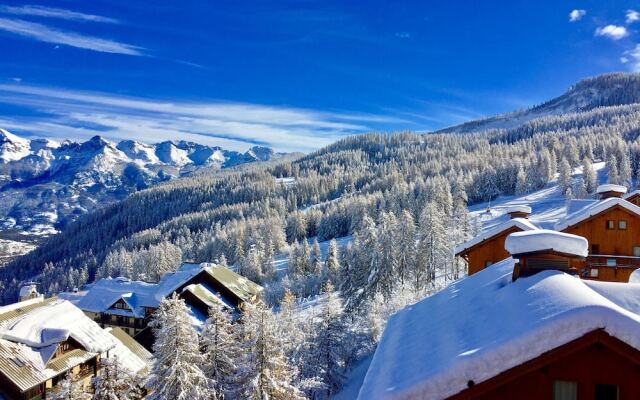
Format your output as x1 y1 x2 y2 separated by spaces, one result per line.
0 130 283 236
439 72 640 134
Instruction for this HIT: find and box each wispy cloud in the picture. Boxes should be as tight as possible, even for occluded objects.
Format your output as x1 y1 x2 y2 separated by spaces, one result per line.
0 17 144 55
0 5 118 23
395 31 410 39
627 10 640 24
0 84 404 152
621 44 640 71
569 9 586 22
595 25 628 40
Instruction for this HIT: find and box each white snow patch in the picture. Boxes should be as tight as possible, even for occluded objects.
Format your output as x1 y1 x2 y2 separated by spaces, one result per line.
359 259 640 399
596 184 627 194
505 229 588 257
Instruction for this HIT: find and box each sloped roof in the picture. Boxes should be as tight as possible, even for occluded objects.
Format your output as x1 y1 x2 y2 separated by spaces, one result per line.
105 327 153 374
359 259 640 400
0 298 117 391
454 218 538 255
624 189 640 200
554 197 640 231
69 263 262 318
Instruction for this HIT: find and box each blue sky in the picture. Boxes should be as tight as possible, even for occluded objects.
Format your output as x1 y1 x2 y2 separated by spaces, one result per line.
0 1 639 152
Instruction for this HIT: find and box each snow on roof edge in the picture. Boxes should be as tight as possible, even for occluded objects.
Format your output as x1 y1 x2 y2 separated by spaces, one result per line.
454 218 538 255
596 184 627 194
555 198 640 231
505 229 588 257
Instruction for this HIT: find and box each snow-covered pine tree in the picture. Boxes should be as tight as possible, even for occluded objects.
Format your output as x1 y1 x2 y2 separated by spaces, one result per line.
414 201 447 292
395 210 415 286
325 239 340 282
371 211 398 299
311 238 323 276
201 305 241 399
240 244 263 283
92 356 139 400
49 373 90 400
608 155 619 185
582 157 598 194
149 294 209 400
308 281 348 398
558 157 572 198
235 302 304 400
620 151 632 188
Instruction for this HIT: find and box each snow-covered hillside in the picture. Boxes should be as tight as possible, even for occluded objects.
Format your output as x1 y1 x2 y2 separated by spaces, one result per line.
0 129 283 237
439 73 640 134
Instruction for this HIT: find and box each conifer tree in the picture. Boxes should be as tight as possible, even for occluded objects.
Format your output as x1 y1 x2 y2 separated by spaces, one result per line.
325 239 340 282
50 373 90 400
92 357 138 400
150 294 209 400
582 157 598 194
201 306 241 399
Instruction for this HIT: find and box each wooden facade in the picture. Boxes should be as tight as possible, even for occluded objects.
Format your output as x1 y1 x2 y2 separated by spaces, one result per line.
560 205 640 282
459 226 525 275
448 329 640 400
625 191 640 206
511 251 584 281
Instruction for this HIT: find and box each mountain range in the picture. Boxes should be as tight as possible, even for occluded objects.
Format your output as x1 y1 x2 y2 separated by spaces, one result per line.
0 130 282 237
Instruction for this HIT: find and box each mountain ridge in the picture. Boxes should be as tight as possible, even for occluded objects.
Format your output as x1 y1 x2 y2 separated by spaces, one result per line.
0 130 283 236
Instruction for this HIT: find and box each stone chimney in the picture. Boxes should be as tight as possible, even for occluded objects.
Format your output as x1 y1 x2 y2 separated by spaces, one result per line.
596 184 627 200
505 230 588 281
504 205 532 219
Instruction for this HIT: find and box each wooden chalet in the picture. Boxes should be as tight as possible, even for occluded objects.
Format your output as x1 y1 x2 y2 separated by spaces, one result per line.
555 187 640 282
62 262 262 350
0 297 149 400
455 215 537 275
359 257 640 400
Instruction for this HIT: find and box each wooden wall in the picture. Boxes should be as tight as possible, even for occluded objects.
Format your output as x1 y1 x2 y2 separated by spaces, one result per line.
464 227 523 275
562 206 640 257
450 330 640 400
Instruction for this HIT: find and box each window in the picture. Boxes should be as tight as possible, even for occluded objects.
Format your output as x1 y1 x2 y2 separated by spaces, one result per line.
619 220 627 230
607 259 617 267
484 260 493 267
606 220 615 230
592 244 600 254
595 384 618 400
590 268 599 278
634 246 640 257
554 381 577 400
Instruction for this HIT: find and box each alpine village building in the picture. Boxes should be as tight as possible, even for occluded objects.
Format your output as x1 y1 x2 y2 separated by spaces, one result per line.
456 184 640 283
60 262 263 349
0 295 151 400
362 229 640 400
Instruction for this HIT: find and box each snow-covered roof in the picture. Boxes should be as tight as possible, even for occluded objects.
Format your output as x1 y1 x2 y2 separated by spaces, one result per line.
554 197 640 231
359 259 640 400
69 262 262 318
505 229 588 257
596 184 627 194
105 327 153 374
0 298 118 391
75 278 158 318
454 218 538 255
504 205 532 214
624 189 640 200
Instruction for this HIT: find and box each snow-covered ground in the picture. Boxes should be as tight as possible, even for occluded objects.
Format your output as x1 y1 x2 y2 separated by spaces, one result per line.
469 161 607 231
0 238 36 265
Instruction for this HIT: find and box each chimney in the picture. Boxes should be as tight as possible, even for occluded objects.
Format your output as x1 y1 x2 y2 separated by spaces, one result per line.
505 230 588 281
596 184 627 200
18 282 42 302
504 205 532 219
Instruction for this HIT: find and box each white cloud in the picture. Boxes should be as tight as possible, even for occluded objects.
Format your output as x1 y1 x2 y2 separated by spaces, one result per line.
569 9 586 22
395 31 410 39
621 44 640 71
0 5 118 23
595 25 629 40
0 18 144 55
627 9 640 24
0 84 405 152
